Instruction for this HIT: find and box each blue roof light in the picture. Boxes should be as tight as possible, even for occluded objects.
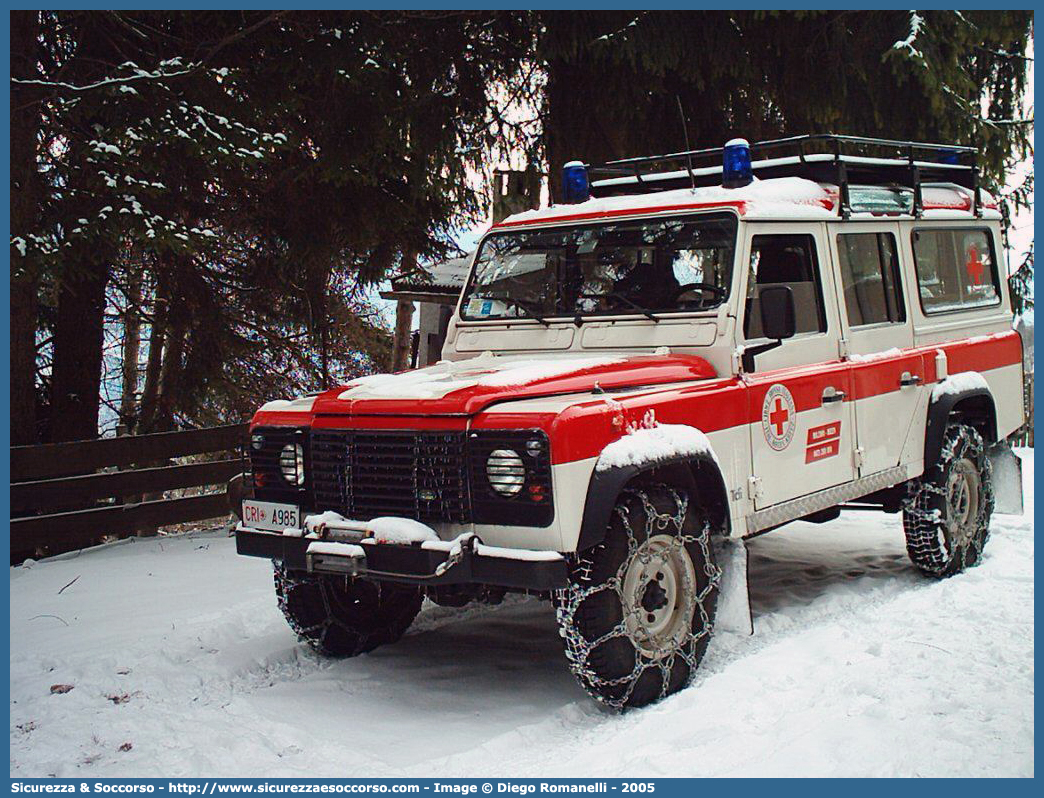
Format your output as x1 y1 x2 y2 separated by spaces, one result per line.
562 161 590 204
723 138 753 188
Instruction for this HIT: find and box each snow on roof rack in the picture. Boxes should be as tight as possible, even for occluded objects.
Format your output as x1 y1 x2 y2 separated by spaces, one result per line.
586 133 982 220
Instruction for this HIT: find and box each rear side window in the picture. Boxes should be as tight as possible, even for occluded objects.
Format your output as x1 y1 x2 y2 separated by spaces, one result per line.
837 232 906 326
912 228 1000 314
744 234 827 338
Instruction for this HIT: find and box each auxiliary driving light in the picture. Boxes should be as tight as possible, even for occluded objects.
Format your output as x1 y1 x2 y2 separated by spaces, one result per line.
279 443 305 486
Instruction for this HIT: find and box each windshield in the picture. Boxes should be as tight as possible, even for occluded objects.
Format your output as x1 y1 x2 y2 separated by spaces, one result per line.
461 213 738 321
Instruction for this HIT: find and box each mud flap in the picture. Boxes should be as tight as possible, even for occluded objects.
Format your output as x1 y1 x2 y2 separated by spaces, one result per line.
989 443 1024 516
712 537 753 635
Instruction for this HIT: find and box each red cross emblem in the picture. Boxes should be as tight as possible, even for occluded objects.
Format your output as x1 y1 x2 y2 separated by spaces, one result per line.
762 383 796 451
966 245 985 285
769 397 790 437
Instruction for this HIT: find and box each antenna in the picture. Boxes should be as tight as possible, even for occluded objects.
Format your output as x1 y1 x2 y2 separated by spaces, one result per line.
676 95 698 193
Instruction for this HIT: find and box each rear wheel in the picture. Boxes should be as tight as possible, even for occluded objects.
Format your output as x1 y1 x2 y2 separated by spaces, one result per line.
554 483 720 710
274 566 423 657
903 422 994 577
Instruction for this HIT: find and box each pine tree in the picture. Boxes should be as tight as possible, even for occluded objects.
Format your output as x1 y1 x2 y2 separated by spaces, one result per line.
537 11 1033 196
11 11 531 440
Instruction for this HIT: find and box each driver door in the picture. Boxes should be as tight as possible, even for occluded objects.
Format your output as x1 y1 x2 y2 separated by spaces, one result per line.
740 224 858 509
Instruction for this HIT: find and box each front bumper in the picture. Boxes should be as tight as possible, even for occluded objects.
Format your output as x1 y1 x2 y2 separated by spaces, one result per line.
235 525 569 592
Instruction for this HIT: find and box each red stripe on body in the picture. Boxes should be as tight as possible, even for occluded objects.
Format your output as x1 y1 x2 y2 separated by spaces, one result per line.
251 332 1022 468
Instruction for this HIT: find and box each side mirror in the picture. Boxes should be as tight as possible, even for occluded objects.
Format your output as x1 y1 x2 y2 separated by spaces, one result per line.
742 286 796 373
759 285 796 341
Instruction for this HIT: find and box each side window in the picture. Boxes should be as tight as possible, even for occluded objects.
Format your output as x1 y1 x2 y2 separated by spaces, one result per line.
912 228 1000 314
744 234 827 339
837 232 906 326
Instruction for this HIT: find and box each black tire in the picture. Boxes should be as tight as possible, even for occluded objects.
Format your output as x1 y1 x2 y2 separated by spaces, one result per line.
554 483 720 710
274 565 424 657
903 422 994 578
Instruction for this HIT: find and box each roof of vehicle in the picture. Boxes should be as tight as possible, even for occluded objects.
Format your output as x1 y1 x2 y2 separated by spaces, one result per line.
494 177 999 230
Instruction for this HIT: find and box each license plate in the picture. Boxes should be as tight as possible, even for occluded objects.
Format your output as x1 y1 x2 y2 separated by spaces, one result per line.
242 500 300 532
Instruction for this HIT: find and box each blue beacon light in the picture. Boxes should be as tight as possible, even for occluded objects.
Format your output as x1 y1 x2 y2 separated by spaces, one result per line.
722 138 754 188
562 161 590 204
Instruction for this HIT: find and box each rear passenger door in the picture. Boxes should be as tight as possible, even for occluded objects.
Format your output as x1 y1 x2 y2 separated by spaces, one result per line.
829 223 924 476
741 224 857 509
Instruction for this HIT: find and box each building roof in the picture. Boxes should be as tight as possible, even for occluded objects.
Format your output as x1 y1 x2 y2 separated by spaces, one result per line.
382 254 472 304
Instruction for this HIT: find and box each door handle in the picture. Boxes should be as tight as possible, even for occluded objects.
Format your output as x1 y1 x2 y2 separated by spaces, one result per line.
822 388 846 404
899 372 922 387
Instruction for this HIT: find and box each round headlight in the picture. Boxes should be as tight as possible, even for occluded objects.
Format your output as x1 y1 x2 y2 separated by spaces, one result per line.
250 433 265 451
279 443 305 486
486 448 525 496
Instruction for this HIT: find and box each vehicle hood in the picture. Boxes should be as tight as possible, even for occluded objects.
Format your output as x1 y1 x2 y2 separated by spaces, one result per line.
311 352 717 416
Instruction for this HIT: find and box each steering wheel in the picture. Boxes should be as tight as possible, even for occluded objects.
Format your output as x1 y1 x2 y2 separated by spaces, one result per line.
673 282 726 308
674 282 725 300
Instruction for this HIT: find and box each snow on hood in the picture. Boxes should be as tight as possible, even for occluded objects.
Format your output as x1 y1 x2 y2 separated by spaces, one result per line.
337 355 624 401
308 352 717 416
258 395 318 413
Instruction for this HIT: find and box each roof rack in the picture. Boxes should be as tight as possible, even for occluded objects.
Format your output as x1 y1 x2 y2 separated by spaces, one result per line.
587 133 982 219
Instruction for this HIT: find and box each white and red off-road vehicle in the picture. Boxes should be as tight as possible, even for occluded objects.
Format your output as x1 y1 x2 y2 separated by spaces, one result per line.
235 135 1028 709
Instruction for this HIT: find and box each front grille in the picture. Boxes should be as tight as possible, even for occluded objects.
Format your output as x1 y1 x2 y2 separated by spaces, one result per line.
311 430 471 524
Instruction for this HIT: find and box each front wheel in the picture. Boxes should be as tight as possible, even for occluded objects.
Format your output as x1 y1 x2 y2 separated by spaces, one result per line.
554 483 720 710
903 423 994 577
274 566 423 657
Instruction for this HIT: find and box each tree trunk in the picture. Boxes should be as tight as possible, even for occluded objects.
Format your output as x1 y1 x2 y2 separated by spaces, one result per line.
10 11 43 445
139 280 168 433
392 299 416 372
10 275 38 445
153 319 186 432
390 250 418 372
49 253 110 442
119 256 143 432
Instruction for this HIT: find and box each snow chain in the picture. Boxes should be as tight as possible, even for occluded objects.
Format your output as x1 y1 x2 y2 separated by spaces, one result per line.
275 567 342 643
903 424 994 574
554 487 720 710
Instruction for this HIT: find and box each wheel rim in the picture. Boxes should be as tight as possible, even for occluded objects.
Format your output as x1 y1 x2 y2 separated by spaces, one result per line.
946 457 981 550
621 534 697 660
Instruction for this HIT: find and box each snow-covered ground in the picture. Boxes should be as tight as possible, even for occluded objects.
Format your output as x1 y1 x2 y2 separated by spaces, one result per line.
10 451 1034 778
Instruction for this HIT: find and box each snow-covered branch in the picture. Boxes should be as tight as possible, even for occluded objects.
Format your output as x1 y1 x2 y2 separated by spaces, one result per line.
12 60 200 93
892 11 925 59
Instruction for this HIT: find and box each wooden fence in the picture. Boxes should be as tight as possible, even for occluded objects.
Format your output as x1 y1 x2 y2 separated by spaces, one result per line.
10 424 247 563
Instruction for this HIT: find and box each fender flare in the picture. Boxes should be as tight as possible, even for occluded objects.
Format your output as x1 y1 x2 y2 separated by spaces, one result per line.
924 385 997 468
576 452 731 552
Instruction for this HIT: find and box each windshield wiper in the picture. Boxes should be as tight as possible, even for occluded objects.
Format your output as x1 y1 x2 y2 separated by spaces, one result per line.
477 294 551 326
578 292 661 322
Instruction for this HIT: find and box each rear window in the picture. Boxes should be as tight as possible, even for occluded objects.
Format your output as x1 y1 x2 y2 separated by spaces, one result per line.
912 228 1000 314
